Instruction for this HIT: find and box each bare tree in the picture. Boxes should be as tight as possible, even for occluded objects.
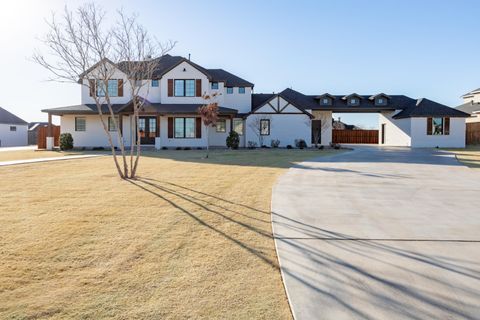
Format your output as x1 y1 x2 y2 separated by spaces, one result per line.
197 92 220 158
33 3 175 179
248 115 272 146
308 112 331 147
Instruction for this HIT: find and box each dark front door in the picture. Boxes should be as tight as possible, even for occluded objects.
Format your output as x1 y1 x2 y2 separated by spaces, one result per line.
381 123 386 144
138 116 157 145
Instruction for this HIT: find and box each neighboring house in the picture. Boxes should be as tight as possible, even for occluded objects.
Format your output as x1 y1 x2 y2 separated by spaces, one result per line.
28 122 49 145
41 54 469 149
0 107 28 147
332 118 361 130
456 88 480 123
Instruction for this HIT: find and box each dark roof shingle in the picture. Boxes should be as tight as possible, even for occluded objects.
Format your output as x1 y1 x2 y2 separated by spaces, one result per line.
456 102 480 115
393 98 470 119
0 107 28 125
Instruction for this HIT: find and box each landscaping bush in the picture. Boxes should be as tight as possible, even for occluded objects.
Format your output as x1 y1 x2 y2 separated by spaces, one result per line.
247 141 257 149
183 147 191 150
334 144 341 150
59 133 73 150
261 145 270 149
286 145 293 149
226 131 240 149
161 146 168 150
92 146 105 151
176 147 182 150
295 139 307 149
270 139 280 148
196 147 203 150
318 145 324 150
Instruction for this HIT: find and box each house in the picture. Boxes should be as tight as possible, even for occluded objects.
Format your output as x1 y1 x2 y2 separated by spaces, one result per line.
456 88 480 123
0 107 28 147
41 54 469 149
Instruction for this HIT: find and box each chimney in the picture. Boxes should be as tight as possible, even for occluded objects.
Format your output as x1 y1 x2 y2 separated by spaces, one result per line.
188 53 191 61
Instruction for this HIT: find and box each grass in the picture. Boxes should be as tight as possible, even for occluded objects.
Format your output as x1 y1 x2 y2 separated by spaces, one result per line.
0 150 83 162
0 148 340 319
444 145 480 168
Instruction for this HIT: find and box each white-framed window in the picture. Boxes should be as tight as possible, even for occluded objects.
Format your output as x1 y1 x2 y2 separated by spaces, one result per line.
75 117 86 131
152 79 159 87
174 79 195 97
350 98 357 104
9 126 16 131
226 87 233 94
233 119 243 135
239 87 245 94
378 98 384 104
211 82 219 90
108 116 119 131
260 119 270 135
174 117 196 138
322 98 329 105
216 119 226 132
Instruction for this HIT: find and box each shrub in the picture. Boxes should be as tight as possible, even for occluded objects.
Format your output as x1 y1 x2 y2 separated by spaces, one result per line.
318 145 324 150
286 145 293 149
59 133 73 150
183 147 191 150
226 131 240 149
176 147 182 150
161 146 168 150
295 139 307 149
247 141 257 149
196 147 203 150
271 139 280 148
334 144 341 150
261 145 270 149
92 146 105 151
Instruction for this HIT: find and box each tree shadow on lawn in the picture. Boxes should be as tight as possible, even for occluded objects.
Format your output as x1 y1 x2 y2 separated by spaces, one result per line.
128 177 480 319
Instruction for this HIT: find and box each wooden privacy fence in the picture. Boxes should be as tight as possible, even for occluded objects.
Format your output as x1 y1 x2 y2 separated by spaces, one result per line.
37 125 60 149
332 129 379 144
466 122 480 145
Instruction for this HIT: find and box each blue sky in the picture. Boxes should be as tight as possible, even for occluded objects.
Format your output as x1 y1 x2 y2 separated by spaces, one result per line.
1 0 479 127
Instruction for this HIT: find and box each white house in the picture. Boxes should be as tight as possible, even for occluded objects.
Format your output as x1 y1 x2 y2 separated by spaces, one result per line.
42 54 469 149
0 107 28 147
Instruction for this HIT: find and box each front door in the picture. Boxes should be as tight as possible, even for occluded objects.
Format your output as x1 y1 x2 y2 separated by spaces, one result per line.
381 123 386 144
138 116 157 145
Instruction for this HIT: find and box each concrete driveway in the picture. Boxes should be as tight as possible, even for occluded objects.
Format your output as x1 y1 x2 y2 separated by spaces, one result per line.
272 146 480 320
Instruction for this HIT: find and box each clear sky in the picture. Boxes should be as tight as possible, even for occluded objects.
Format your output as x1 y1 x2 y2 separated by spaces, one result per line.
1 0 479 127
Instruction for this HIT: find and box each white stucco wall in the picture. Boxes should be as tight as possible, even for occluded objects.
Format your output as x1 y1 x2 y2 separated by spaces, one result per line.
311 110 333 146
222 86 252 113
158 116 207 148
208 119 230 147
0 123 28 147
378 111 412 146
410 117 466 148
160 61 209 104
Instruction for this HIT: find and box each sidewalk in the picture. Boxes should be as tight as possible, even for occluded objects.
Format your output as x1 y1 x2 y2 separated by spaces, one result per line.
0 154 104 167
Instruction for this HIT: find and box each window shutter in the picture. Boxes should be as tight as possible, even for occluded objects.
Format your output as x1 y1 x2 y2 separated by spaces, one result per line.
168 117 173 138
444 117 450 135
156 116 160 137
426 117 433 135
196 79 202 97
196 117 202 138
118 79 123 97
168 79 173 97
89 79 95 97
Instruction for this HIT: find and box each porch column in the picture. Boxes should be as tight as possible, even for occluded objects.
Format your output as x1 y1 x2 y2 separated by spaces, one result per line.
155 115 161 150
46 113 54 150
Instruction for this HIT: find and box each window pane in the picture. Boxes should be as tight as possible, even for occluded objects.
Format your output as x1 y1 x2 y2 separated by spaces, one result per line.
239 87 245 94
97 81 106 97
174 80 185 96
108 80 118 96
185 118 195 138
185 80 195 97
227 87 233 94
433 117 443 135
152 79 159 87
175 118 185 138
260 120 270 135
108 117 118 131
75 117 86 131
149 118 156 137
233 119 243 135
211 82 219 89
216 119 226 132
10 126 16 131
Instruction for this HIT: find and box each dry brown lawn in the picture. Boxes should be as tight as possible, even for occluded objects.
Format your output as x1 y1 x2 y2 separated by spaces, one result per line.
0 150 83 162
0 149 339 319
445 146 480 168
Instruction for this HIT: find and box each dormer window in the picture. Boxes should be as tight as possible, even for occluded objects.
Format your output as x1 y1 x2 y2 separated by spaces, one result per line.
343 94 361 106
322 98 329 105
378 98 384 104
370 93 390 106
317 94 334 105
350 98 357 104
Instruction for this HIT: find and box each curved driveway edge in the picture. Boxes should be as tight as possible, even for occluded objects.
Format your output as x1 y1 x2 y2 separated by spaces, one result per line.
272 146 480 320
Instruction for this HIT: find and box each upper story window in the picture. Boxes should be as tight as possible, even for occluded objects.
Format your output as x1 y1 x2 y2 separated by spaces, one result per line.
97 79 119 97
350 98 357 104
152 79 159 87
378 98 384 104
75 117 86 132
239 87 246 94
9 126 16 132
211 82 219 90
174 79 195 97
226 87 233 94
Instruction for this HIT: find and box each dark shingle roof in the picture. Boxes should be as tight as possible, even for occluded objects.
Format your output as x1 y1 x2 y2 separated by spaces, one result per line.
0 107 28 125
206 69 254 87
461 88 480 97
279 88 320 110
251 93 276 110
309 94 417 112
456 102 480 115
393 98 470 119
42 104 127 115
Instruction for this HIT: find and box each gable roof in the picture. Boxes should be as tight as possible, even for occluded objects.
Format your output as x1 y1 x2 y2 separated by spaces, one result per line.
456 101 480 115
461 88 480 98
369 93 390 100
206 69 254 87
393 98 470 119
250 88 315 117
0 107 28 125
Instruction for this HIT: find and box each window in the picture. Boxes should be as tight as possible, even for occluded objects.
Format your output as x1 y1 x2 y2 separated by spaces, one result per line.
239 87 245 94
211 82 219 90
378 98 384 104
152 79 159 87
350 98 357 104
260 119 270 135
233 119 243 135
174 79 195 97
226 87 233 94
97 80 119 97
321 98 330 105
75 117 86 131
216 119 226 132
9 126 16 131
108 116 119 131
432 117 444 135
174 117 196 138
